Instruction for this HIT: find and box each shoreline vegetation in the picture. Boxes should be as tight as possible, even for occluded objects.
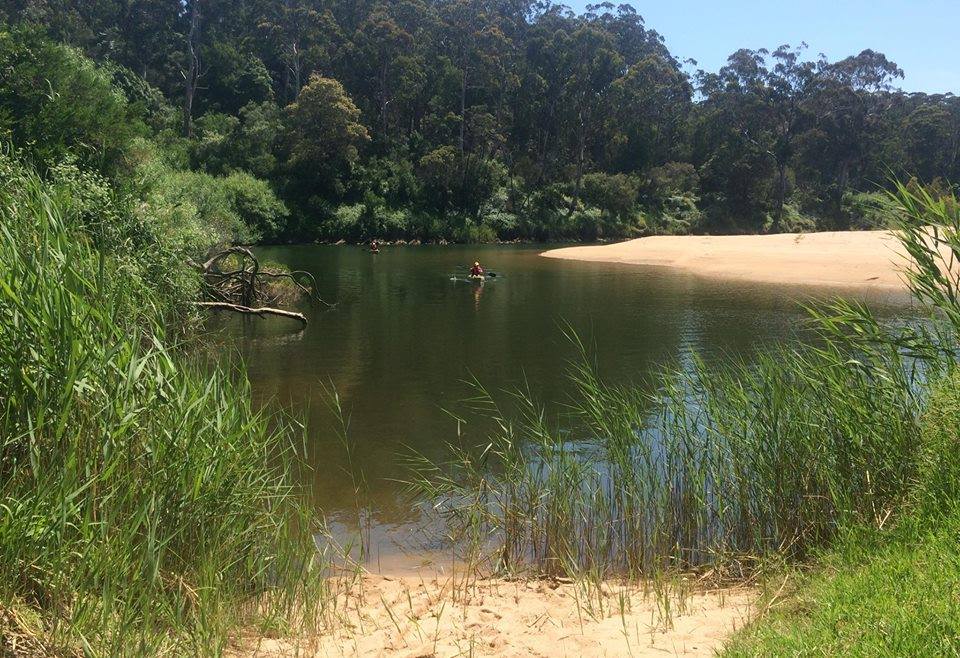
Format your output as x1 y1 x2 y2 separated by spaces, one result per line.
3 3 960 655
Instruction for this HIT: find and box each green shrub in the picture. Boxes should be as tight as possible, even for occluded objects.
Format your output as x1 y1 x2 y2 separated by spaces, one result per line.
381 207 415 240
842 191 898 230
331 202 365 240
654 193 702 234
106 62 179 133
0 29 144 172
581 172 640 224
191 103 284 179
135 146 287 246
452 220 498 243
570 207 604 241
219 170 289 242
481 209 520 239
765 203 818 233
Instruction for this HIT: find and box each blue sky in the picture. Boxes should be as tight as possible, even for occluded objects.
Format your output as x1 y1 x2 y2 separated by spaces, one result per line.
564 0 959 94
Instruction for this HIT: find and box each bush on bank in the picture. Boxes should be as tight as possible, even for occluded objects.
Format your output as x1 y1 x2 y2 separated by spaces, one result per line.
0 155 323 653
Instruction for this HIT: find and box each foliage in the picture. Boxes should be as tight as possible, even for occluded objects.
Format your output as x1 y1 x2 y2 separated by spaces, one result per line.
148 168 276 245
106 61 180 133
842 191 897 230
765 203 818 233
0 157 323 653
0 28 143 173
131 139 289 245
581 172 640 225
6 3 959 242
284 74 369 205
218 170 290 242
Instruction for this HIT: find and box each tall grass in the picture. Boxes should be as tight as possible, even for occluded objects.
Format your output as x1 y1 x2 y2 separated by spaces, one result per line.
0 159 325 652
408 184 960 583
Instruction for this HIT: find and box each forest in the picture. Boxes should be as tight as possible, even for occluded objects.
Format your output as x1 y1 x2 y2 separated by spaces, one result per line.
2 0 958 243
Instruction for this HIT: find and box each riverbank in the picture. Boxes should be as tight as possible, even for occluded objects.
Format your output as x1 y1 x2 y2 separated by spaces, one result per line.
542 231 910 290
234 574 755 657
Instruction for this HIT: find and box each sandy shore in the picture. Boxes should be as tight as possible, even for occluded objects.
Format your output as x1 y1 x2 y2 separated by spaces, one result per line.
234 574 754 657
543 231 912 291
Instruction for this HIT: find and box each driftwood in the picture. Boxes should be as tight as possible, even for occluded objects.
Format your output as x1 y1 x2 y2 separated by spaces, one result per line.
193 246 332 327
194 301 307 326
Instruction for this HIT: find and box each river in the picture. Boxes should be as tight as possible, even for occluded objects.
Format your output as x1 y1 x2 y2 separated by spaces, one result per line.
211 244 916 560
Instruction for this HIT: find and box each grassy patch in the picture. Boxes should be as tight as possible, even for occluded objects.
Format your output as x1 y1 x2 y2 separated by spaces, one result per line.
726 510 960 656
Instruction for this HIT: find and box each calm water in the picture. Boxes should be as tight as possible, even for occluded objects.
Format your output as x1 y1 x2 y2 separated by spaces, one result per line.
212 244 916 549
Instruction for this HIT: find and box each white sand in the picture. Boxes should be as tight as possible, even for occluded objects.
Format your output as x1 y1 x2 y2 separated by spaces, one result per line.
234 574 755 657
542 231 912 290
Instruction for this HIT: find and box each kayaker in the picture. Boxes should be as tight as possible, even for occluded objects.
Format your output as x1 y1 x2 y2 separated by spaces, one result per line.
370 240 380 253
470 261 484 277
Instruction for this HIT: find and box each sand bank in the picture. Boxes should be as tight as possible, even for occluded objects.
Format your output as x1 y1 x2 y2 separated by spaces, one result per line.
235 574 754 657
543 231 912 291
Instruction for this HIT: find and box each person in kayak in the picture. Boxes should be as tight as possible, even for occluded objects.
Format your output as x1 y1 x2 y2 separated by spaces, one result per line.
370 240 380 253
470 261 484 277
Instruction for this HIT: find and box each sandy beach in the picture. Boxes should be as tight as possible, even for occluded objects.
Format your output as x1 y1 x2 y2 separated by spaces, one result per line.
542 231 912 291
235 574 755 657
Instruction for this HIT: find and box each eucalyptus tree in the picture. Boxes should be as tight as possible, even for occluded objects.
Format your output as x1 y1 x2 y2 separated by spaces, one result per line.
797 50 905 220
255 0 339 104
900 98 960 183
3 0 957 240
345 2 431 145
283 74 369 212
557 23 623 207
436 0 513 156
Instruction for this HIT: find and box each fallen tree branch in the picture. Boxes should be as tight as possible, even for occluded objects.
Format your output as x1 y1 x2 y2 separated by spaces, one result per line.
194 246 335 319
194 301 307 326
201 246 256 274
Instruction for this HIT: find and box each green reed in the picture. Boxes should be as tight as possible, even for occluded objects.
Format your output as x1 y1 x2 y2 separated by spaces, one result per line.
408 184 960 583
0 163 326 652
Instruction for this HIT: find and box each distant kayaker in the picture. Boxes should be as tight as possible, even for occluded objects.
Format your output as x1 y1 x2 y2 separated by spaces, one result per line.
370 240 380 253
470 261 484 277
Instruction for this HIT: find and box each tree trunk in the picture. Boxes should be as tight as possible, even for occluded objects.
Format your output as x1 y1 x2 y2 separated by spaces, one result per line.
182 0 201 137
569 111 587 214
774 161 787 231
290 40 301 100
459 63 468 154
379 58 390 139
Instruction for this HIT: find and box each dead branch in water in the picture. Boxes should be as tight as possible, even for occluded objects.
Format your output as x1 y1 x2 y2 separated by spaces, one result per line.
194 302 308 326
193 247 334 326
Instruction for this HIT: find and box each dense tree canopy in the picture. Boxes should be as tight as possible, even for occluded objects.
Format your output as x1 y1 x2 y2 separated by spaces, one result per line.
2 1 958 241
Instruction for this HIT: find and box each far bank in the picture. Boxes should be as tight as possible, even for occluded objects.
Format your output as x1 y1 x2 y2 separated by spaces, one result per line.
542 231 912 291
